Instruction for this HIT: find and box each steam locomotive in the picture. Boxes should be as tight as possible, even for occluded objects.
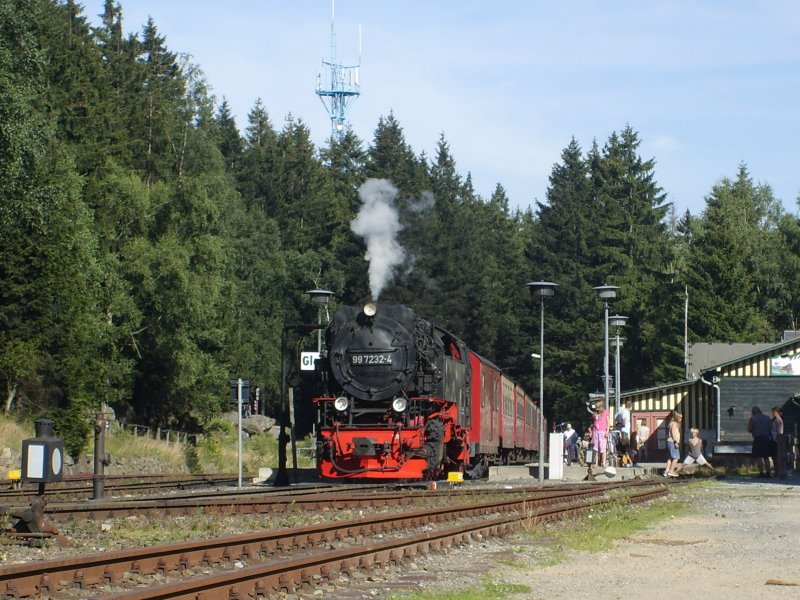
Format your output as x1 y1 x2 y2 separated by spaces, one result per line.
312 302 544 480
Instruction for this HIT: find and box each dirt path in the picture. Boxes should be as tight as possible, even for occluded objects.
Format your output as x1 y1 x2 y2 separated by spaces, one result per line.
498 478 800 600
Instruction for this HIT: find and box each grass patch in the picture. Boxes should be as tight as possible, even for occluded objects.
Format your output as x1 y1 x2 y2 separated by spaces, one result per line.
392 577 532 600
105 428 187 471
1 413 314 476
193 418 314 474
521 488 695 562
0 416 31 454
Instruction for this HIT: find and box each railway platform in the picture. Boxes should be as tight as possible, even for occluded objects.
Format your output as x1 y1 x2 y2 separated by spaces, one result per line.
488 462 663 482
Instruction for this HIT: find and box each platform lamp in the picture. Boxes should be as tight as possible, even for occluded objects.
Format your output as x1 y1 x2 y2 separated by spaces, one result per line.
526 281 558 484
305 289 336 353
609 315 628 416
592 285 619 413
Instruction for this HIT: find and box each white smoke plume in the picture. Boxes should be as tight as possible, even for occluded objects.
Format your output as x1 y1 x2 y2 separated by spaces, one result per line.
351 179 406 301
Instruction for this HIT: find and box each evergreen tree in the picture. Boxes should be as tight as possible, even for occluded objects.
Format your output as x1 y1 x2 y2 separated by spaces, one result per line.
238 99 279 213
35 0 108 172
526 138 603 426
133 17 186 184
0 0 106 416
591 127 683 388
775 214 800 331
364 113 424 194
213 97 243 175
528 129 683 428
319 128 370 304
92 0 142 168
687 165 782 342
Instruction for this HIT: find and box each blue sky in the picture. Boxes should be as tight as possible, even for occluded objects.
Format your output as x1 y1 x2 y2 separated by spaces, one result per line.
80 1 800 216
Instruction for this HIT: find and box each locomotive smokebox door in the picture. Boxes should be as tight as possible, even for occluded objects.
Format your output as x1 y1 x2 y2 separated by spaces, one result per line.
21 418 64 483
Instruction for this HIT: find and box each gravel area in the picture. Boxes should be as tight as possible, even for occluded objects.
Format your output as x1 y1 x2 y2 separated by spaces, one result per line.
500 478 800 600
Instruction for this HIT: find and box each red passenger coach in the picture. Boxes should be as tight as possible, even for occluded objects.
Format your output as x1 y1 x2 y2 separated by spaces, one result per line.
312 302 543 480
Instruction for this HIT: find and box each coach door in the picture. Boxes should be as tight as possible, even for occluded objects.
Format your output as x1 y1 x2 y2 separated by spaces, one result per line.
634 411 671 462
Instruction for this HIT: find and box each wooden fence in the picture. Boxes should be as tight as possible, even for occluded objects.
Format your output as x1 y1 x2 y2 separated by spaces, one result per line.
118 422 201 445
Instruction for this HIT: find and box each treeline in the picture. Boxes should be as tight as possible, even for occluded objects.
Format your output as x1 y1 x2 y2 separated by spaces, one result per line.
2 0 799 439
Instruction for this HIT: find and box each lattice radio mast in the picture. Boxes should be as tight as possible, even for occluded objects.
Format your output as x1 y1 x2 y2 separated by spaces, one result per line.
316 0 361 138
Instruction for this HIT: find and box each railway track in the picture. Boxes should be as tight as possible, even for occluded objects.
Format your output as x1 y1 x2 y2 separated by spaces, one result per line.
0 474 246 503
3 479 658 523
0 480 671 598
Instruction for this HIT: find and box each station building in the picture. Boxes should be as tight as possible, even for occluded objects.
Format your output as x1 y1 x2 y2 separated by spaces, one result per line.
623 334 800 462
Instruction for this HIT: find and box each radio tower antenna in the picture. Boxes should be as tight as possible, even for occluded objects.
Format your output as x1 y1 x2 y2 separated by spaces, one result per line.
316 0 361 139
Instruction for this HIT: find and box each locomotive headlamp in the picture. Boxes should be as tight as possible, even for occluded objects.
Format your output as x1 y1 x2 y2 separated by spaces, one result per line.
392 397 408 412
363 302 378 317
334 396 350 411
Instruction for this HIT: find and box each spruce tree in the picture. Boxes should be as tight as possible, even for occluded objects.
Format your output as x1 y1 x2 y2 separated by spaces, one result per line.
213 97 243 175
686 165 781 342
0 0 106 418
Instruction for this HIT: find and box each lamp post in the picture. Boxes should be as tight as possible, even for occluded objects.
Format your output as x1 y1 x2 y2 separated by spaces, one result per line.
592 285 619 411
274 322 326 487
526 281 558 484
609 315 628 416
305 289 335 352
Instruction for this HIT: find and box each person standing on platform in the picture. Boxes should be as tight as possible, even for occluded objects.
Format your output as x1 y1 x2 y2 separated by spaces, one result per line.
748 406 772 477
664 411 682 476
770 406 787 479
563 423 578 466
636 418 650 463
615 401 632 466
589 400 610 469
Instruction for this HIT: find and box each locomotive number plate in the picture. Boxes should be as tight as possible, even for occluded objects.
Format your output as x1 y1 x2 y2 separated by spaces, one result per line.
350 352 393 366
